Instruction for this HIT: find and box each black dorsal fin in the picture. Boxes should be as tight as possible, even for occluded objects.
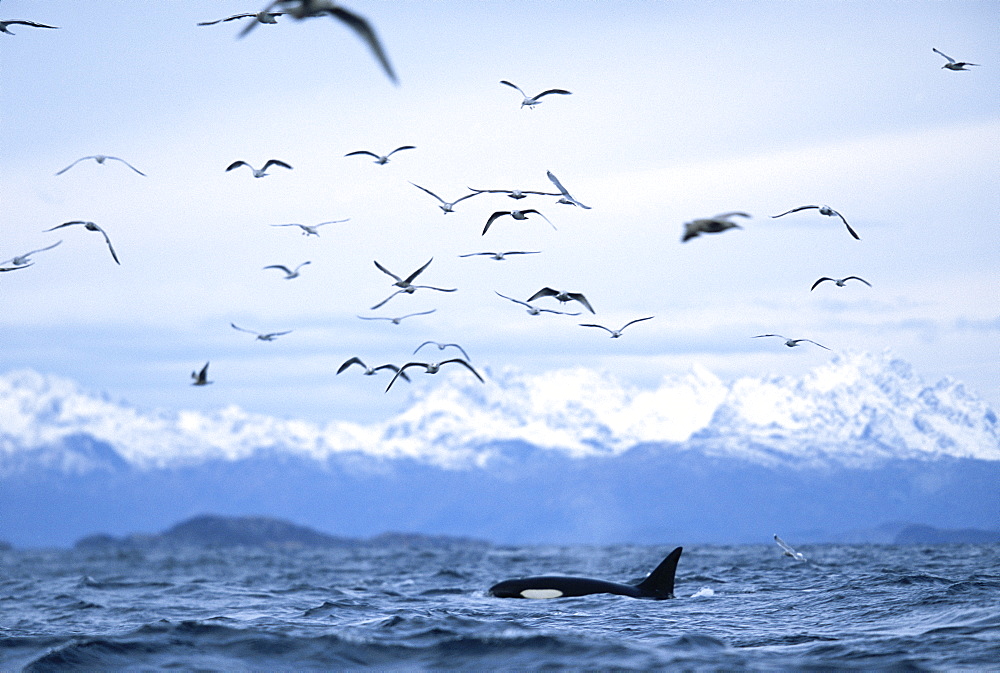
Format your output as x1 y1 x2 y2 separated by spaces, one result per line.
635 546 683 599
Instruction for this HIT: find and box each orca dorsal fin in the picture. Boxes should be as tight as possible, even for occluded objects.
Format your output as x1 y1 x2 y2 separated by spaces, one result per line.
635 546 683 599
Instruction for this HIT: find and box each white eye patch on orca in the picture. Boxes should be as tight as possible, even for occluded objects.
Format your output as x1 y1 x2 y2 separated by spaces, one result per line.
520 589 564 599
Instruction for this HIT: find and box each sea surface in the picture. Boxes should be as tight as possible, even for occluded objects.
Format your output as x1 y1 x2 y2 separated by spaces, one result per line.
1 542 998 671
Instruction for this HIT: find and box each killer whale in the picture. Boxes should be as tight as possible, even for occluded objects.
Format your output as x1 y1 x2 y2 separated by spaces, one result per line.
489 546 682 600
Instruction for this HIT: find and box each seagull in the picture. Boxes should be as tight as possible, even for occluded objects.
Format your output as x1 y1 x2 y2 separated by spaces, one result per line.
385 358 484 392
527 287 595 314
2 240 61 267
337 357 409 381
43 222 120 264
240 1 397 85
774 534 807 562
357 309 436 324
370 258 456 309
264 261 311 279
681 212 749 242
932 48 979 71
415 341 470 361
410 182 480 214
771 205 859 240
459 251 540 261
0 19 59 35
468 187 559 200
500 80 572 109
191 362 213 386
495 292 581 316
546 171 591 209
579 316 654 338
270 219 348 236
483 209 554 235
810 276 872 291
0 263 32 272
230 323 292 341
344 146 415 164
226 159 292 178
55 155 146 176
198 11 284 27
753 334 830 350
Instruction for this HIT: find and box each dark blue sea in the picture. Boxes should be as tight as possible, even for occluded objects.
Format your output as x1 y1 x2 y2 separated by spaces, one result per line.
1 543 998 671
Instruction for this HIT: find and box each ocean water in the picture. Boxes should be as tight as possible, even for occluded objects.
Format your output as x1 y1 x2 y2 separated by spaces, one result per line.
1 542 998 671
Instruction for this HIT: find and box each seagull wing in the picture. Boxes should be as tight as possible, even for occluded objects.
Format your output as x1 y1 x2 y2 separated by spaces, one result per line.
226 160 250 172
345 150 379 158
24 240 63 256
337 357 365 374
753 334 787 340
441 359 484 383
9 20 59 29
771 205 819 218
385 362 427 391
499 80 526 96
264 265 293 274
495 291 532 308
524 209 556 230
844 276 872 287
714 212 751 220
483 211 510 235
386 145 416 156
373 259 402 282
108 157 146 176
263 159 292 170
450 191 480 205
230 323 259 335
832 210 860 240
403 258 434 284
373 364 409 381
801 339 831 350
527 287 560 302
43 221 86 232
567 292 595 314
545 170 570 197
93 225 120 264
328 6 398 84
401 309 437 319
459 252 493 258
543 308 582 316
621 316 655 330
534 89 572 98
54 157 90 176
370 289 404 310
579 323 613 334
410 182 444 204
810 277 834 291
932 47 956 64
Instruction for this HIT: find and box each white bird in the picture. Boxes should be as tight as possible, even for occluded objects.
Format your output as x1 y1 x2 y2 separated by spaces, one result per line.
55 155 146 176
385 358 484 392
337 357 409 381
495 292 581 316
344 146 415 164
0 19 59 35
370 259 456 309
483 209 553 235
579 316 654 338
527 287 595 314
546 171 591 209
410 182 480 214
682 212 749 242
198 11 284 27
357 309 436 324
774 534 807 562
415 341 470 361
459 251 540 261
2 240 61 267
191 362 213 386
811 276 872 291
932 48 979 71
263 261 311 279
226 159 292 178
771 205 859 240
270 219 348 236
240 1 397 84
230 323 292 341
43 221 120 264
468 187 559 200
500 80 572 108
753 334 830 350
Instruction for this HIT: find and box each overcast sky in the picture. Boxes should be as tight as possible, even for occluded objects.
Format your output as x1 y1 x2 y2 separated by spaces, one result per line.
2 0 997 424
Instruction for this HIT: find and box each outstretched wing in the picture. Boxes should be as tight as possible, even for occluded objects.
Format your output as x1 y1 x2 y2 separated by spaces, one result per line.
264 265 292 274
621 316 654 330
329 6 398 85
810 277 834 291
385 362 428 391
499 80 526 96
109 156 146 176
370 289 404 310
567 292 595 314
93 225 120 264
410 182 443 203
932 47 956 64
230 323 259 336
832 210 860 240
386 145 416 156
345 150 379 159
771 205 819 218
226 160 250 172
801 339 831 350
753 334 787 340
495 291 531 308
263 159 292 170
535 88 572 99
374 364 409 381
483 211 510 235
844 276 872 287
403 258 434 284
373 259 402 282
526 287 560 302
337 357 365 374
579 323 613 334
54 157 91 176
441 359 484 383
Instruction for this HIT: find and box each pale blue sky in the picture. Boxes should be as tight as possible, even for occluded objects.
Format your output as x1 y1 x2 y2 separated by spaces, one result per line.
2 1 998 424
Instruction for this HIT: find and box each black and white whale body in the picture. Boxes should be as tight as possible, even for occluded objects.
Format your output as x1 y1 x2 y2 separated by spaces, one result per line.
489 547 682 599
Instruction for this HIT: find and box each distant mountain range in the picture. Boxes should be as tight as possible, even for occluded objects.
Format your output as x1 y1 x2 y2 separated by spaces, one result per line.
1 351 998 548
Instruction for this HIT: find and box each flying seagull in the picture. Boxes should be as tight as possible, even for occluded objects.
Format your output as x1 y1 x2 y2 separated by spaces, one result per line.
495 292 581 316
263 261 311 279
774 534 807 562
337 357 409 381
385 358 484 392
2 240 61 267
681 212 749 242
415 341 470 361
370 259 456 309
810 276 872 291
468 187 559 200
345 146 415 164
270 219 348 236
191 362 213 386
226 159 292 178
240 1 397 84
932 47 979 71
0 263 32 273
459 251 540 261
753 334 830 350
546 171 591 209
500 80 572 109
55 155 146 176
0 19 59 35
579 316 654 338
483 209 554 236
410 182 480 214
527 287 595 314
230 323 292 341
43 221 120 264
356 309 436 324
198 11 284 27
771 205 859 240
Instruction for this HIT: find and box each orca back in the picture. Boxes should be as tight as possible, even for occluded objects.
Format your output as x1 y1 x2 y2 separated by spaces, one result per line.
634 546 683 599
